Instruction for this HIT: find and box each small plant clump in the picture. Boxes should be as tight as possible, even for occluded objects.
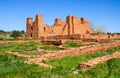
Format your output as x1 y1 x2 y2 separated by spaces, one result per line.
63 40 83 48
41 45 60 50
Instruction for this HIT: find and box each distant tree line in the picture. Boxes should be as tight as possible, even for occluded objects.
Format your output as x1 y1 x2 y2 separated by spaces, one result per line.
0 30 25 40
107 32 120 35
90 22 120 35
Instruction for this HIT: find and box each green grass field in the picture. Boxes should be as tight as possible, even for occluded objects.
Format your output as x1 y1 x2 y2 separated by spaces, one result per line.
0 42 120 78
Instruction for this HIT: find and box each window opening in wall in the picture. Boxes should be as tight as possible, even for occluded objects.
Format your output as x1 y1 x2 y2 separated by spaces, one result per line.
108 35 110 39
43 27 46 31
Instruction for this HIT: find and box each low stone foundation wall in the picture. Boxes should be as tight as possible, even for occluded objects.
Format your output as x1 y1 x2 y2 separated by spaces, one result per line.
41 40 62 46
26 41 120 68
78 52 120 69
46 34 81 40
39 34 120 41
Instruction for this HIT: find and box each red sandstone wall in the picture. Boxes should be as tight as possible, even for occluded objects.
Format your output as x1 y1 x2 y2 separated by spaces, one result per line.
26 14 92 39
42 34 120 41
26 14 120 40
51 18 66 35
84 34 120 39
73 17 92 35
26 18 34 38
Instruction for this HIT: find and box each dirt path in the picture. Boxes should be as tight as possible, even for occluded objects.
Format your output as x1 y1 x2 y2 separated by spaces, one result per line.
25 41 120 68
78 52 120 69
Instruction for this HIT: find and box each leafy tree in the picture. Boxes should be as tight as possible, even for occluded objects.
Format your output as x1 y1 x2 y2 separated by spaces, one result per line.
10 30 22 38
21 30 25 34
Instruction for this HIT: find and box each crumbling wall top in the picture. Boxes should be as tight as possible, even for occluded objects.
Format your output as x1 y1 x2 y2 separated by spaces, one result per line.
54 18 63 26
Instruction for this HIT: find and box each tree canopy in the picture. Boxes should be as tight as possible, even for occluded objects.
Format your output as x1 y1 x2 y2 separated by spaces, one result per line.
10 30 25 38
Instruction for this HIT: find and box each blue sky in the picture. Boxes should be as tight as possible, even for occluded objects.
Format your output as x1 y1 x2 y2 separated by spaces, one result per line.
0 0 120 32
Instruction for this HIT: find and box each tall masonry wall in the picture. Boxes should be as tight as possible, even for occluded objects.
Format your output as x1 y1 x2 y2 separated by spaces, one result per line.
26 14 92 39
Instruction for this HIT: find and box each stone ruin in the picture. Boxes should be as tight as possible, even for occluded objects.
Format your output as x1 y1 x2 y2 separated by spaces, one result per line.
25 14 92 39
25 14 120 41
